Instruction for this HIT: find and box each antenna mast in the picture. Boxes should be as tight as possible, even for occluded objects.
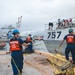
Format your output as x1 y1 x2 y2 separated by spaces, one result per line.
16 16 22 29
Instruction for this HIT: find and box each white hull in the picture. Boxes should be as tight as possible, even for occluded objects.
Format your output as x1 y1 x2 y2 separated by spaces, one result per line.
43 27 75 55
44 27 75 41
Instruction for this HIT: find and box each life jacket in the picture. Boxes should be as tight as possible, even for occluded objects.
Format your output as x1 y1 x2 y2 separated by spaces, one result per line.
66 36 74 43
10 38 22 51
26 37 32 42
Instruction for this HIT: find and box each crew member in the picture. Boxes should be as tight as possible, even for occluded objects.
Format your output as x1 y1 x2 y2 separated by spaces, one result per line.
59 29 75 63
26 34 33 53
10 29 30 75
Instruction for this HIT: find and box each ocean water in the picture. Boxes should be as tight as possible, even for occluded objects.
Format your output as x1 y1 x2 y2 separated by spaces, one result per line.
0 43 9 52
33 40 48 52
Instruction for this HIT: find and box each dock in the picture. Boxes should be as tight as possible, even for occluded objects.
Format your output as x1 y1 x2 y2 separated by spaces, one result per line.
0 40 74 75
0 53 54 75
0 38 9 42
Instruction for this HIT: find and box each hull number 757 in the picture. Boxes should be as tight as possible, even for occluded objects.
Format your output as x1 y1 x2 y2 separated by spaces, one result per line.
47 31 62 39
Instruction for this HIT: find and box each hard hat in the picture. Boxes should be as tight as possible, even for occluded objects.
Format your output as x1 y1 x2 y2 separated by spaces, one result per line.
69 28 73 33
12 29 20 34
29 34 31 36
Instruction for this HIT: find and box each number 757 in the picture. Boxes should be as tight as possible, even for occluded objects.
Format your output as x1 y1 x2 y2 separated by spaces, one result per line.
47 31 61 39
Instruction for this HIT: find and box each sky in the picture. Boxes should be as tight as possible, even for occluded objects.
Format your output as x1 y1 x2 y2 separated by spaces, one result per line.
0 0 75 33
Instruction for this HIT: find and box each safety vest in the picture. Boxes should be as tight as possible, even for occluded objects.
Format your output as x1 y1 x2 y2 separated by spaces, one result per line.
26 37 32 42
10 38 22 51
66 36 74 43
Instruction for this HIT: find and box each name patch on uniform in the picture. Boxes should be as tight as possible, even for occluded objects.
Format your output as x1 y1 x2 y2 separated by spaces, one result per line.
10 41 18 44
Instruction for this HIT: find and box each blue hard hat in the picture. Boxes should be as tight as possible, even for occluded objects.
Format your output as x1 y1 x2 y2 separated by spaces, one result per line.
12 29 20 34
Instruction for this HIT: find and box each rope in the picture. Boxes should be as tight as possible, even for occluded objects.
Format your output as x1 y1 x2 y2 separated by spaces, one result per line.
11 57 21 75
74 67 75 75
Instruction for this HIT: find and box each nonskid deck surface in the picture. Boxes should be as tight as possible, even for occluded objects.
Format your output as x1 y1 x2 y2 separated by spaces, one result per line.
0 53 54 75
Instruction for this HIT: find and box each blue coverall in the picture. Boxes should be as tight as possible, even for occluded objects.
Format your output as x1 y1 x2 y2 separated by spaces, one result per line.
11 38 24 75
27 42 33 53
25 37 33 53
64 34 75 63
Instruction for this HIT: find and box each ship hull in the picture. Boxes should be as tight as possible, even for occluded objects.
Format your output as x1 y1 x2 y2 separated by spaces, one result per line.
43 27 75 56
44 40 66 55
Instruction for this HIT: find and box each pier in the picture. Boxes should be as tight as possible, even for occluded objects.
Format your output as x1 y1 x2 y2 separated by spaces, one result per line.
0 40 74 75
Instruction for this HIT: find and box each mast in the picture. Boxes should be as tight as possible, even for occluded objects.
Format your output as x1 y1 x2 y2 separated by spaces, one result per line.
16 16 22 29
